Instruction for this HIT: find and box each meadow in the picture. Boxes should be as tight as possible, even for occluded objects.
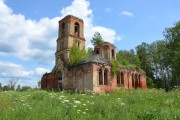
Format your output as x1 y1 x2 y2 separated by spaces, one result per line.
0 88 179 120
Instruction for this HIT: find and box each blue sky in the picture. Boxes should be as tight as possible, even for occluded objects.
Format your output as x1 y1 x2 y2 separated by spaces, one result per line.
0 0 180 87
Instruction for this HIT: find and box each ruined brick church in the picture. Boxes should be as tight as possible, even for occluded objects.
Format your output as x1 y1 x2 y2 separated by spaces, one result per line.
41 15 147 93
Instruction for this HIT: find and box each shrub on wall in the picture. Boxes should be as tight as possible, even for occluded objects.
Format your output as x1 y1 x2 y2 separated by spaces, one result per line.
111 59 120 75
69 42 88 65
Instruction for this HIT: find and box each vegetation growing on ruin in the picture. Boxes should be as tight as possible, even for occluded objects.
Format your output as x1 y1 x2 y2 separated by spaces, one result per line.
91 32 104 47
69 42 88 65
0 89 179 120
111 59 120 75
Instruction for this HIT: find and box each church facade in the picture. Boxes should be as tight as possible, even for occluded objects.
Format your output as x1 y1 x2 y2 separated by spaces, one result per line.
41 15 147 93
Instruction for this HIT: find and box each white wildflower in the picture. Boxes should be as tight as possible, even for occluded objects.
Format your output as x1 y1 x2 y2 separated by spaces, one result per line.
64 99 69 103
74 100 81 104
73 105 77 108
121 102 125 106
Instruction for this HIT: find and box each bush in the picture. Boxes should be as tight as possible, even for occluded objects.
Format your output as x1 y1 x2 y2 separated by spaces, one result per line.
111 59 120 75
146 77 156 88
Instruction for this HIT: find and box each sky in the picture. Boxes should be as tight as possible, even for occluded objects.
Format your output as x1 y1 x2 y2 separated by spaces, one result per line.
0 0 180 87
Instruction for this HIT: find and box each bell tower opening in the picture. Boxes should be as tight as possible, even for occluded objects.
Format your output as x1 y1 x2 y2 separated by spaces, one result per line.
74 22 80 37
61 23 65 37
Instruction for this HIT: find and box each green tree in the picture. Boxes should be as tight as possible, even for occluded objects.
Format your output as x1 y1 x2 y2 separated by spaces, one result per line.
164 21 180 86
69 42 81 64
136 42 153 79
81 47 88 61
91 32 104 47
8 78 18 90
16 84 21 91
21 86 31 91
111 59 120 75
117 49 137 65
69 42 88 64
146 77 155 88
87 47 94 57
134 55 141 67
122 59 129 66
149 40 171 89
3 85 10 91
0 83 2 91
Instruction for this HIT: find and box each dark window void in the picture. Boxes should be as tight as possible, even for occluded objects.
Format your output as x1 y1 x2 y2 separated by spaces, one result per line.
96 49 99 54
117 73 120 86
121 72 124 85
99 69 103 85
135 74 138 88
138 75 141 87
112 49 115 59
132 74 135 87
104 69 108 85
78 42 80 48
74 22 80 37
57 71 62 90
61 23 65 36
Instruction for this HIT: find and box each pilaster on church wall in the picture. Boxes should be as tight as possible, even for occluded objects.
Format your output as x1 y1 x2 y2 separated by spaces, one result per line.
141 75 147 88
92 64 99 93
128 72 133 89
124 71 128 89
110 74 117 88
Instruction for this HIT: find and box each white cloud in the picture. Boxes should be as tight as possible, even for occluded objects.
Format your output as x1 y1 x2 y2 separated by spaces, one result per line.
0 0 121 87
0 0 121 63
121 11 134 17
0 61 50 87
0 0 60 65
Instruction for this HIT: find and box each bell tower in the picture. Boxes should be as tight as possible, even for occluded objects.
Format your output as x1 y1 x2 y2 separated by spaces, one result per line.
55 15 85 65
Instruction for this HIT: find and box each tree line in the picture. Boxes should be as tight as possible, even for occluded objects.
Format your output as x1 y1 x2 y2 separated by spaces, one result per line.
0 78 40 91
117 22 180 90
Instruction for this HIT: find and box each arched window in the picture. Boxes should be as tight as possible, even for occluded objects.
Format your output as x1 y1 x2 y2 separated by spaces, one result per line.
74 22 80 37
78 42 80 48
138 75 141 87
112 49 115 59
132 74 135 87
117 73 120 86
135 74 138 88
121 72 124 85
104 69 108 85
99 69 103 85
61 23 65 36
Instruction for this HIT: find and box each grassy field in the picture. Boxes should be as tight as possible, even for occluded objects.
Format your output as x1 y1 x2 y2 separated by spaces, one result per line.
0 88 179 120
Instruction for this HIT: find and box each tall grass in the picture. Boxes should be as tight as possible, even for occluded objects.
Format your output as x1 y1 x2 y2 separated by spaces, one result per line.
0 89 179 120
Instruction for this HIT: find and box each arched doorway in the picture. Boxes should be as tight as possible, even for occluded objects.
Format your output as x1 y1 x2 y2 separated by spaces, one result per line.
57 71 62 90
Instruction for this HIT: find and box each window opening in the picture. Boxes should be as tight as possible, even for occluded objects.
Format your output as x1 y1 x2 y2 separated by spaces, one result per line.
74 22 80 37
99 69 103 85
